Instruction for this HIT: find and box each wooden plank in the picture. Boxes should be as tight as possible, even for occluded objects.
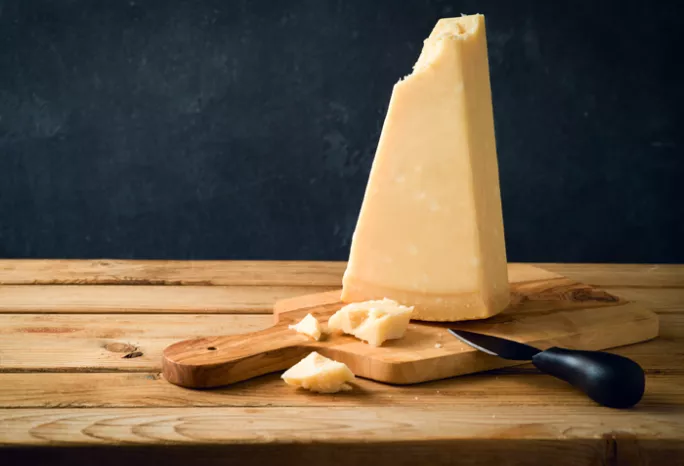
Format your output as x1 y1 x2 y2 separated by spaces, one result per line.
0 313 680 374
0 282 675 316
0 406 682 447
0 314 271 372
602 287 684 313
540 263 684 288
1 260 682 288
0 285 332 314
0 371 682 409
0 262 678 314
0 260 346 286
0 313 272 338
538 264 684 313
3 332 680 374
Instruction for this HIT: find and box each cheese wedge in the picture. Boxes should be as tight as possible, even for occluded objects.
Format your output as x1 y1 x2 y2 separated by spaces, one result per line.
288 313 323 341
342 14 510 321
328 298 413 346
281 352 355 393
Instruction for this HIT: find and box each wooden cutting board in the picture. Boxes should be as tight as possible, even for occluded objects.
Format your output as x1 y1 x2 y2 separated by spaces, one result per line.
162 264 658 388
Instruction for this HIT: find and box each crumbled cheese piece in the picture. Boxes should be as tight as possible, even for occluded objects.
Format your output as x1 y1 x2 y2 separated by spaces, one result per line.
328 298 413 346
288 313 322 341
281 352 355 394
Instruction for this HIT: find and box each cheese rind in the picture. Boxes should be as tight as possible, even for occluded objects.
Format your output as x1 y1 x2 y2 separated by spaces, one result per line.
281 352 355 393
328 298 413 346
341 14 510 322
288 313 323 340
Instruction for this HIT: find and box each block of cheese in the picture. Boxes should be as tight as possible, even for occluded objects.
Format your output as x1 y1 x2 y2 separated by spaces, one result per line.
281 351 355 393
342 14 510 322
328 298 413 346
288 313 323 340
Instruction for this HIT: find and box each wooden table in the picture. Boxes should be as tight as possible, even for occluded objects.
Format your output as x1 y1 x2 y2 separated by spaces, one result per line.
0 261 682 465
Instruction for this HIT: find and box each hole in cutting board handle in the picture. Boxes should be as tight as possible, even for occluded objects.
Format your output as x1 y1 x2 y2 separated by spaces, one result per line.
207 346 217 351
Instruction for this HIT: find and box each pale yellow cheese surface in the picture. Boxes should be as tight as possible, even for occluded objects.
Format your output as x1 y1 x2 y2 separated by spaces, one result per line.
328 298 413 347
342 14 510 322
288 313 323 340
281 351 355 393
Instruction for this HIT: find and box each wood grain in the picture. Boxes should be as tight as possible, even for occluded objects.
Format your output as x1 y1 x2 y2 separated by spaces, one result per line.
1 371 682 409
1 406 682 445
0 285 332 314
2 260 681 288
601 287 684 313
0 260 346 286
4 408 682 466
0 260 681 464
163 324 315 388
539 263 684 288
0 314 270 372
0 313 680 374
162 265 658 388
0 313 272 338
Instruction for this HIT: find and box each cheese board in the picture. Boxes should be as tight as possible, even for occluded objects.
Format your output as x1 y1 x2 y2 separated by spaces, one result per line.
162 264 658 388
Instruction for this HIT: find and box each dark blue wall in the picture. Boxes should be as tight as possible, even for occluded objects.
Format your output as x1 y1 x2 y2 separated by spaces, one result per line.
1 0 682 262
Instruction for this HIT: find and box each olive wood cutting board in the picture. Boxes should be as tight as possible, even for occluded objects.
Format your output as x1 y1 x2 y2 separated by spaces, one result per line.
162 264 658 388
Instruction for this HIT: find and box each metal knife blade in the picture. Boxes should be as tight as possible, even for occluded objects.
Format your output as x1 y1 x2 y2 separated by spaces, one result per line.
448 329 542 361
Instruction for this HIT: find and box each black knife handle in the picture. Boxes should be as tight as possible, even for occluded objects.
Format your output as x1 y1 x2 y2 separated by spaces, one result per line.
531 347 645 409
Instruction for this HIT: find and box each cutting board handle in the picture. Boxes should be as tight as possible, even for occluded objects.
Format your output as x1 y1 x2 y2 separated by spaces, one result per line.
162 323 315 388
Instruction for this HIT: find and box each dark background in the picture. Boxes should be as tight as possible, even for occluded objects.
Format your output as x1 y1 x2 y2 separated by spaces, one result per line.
0 0 682 262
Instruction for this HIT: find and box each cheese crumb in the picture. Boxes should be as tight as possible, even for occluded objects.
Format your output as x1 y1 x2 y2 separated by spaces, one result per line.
281 352 355 393
288 313 322 341
434 343 443 349
328 298 413 346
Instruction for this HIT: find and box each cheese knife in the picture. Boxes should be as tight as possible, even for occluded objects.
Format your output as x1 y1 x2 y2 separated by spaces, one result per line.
448 329 645 409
